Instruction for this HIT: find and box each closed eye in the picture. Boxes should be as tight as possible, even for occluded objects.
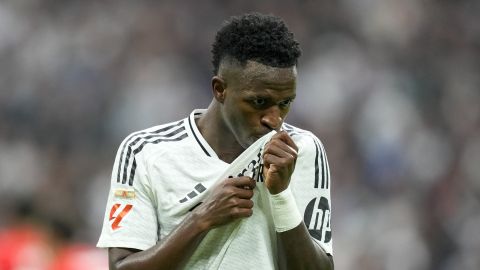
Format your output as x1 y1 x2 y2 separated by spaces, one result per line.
279 99 294 109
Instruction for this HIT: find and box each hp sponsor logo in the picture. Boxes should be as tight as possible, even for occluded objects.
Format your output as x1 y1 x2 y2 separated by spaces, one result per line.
304 197 332 243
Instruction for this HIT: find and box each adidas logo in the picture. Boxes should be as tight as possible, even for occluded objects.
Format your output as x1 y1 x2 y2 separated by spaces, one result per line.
179 183 207 203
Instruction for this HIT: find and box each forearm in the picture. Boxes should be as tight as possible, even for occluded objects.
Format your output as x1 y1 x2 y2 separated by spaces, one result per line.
277 223 333 270
112 212 208 270
268 186 333 269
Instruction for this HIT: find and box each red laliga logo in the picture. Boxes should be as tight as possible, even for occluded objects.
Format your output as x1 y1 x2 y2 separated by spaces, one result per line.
109 204 133 230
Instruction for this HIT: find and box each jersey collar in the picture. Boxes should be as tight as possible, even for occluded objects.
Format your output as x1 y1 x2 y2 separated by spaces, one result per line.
187 109 219 159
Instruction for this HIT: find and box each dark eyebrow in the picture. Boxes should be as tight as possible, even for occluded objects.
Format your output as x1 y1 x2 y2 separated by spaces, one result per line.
279 95 296 102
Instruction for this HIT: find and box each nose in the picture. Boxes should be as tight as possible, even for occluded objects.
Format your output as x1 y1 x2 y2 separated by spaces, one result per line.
261 106 283 131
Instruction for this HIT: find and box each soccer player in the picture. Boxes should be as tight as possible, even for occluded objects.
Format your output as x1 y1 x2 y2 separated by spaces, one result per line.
98 12 333 270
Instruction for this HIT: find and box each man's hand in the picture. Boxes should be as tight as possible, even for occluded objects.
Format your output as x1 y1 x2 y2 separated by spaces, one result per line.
263 131 298 194
192 176 256 230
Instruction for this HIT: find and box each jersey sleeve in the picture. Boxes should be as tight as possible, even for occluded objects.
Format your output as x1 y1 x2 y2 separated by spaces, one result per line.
97 136 159 251
290 133 333 255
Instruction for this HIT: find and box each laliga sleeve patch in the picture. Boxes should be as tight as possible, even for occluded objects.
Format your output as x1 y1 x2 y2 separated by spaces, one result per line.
109 203 133 231
114 189 136 199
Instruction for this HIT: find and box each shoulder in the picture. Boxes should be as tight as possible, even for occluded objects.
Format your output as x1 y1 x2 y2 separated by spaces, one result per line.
117 118 189 158
122 119 187 143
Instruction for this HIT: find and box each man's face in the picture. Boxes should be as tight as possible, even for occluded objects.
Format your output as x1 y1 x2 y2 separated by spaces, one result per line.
220 61 297 149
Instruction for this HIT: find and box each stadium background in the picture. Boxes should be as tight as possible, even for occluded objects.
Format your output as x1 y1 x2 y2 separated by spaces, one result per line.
0 1 479 269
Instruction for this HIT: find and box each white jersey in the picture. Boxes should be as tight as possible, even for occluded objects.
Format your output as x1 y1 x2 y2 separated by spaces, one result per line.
97 109 333 269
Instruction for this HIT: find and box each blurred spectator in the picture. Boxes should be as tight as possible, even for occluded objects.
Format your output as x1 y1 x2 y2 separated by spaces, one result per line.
0 199 108 270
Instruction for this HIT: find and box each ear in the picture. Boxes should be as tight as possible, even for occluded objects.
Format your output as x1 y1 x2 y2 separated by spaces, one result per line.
211 76 227 103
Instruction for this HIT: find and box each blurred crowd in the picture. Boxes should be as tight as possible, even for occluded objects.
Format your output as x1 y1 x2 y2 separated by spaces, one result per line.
0 0 478 269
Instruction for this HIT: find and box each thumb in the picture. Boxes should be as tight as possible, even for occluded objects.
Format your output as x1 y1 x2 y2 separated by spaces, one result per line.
264 164 279 181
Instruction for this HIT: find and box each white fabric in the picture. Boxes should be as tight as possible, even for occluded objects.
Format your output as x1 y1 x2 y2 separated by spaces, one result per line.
269 187 303 232
184 129 277 269
97 109 333 269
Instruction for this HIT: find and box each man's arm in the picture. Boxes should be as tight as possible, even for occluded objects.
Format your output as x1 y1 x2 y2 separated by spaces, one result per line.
277 224 334 270
108 176 256 270
263 131 333 270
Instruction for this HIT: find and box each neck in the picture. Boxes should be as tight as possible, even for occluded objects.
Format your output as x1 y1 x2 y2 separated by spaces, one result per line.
196 101 244 163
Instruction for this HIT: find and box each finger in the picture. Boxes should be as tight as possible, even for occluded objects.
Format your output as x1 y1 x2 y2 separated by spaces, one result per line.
263 153 292 169
267 164 280 174
228 177 256 190
230 186 254 199
264 140 297 159
230 207 253 219
235 198 254 209
271 131 298 152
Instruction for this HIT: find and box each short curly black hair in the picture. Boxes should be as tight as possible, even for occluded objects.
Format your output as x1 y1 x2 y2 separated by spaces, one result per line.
211 12 301 75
